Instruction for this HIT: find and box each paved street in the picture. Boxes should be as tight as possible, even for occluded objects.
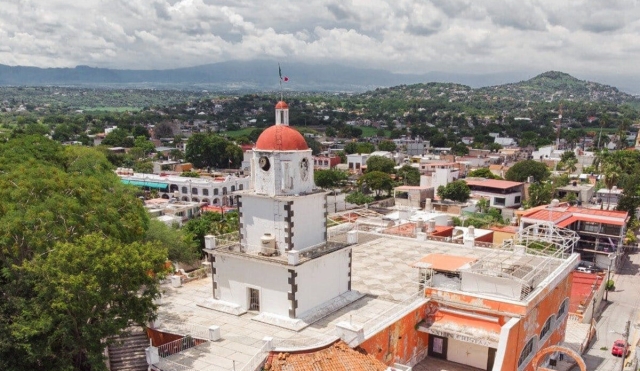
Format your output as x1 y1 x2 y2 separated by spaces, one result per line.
576 252 640 371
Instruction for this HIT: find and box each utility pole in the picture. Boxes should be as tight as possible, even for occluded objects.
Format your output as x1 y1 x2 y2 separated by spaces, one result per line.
620 320 630 371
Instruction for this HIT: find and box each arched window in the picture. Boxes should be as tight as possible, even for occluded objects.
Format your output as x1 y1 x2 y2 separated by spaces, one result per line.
518 337 536 369
222 187 228 195
181 186 188 194
231 185 236 192
214 188 219 195
540 315 554 340
170 184 179 192
558 298 569 319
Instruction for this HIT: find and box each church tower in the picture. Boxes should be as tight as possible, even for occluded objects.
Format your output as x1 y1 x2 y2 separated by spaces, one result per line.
205 101 354 328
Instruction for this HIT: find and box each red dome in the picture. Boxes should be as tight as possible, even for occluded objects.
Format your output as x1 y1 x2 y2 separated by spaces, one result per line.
255 125 308 151
275 101 289 109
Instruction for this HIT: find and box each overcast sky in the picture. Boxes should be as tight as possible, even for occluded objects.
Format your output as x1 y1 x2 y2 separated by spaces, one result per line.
1 0 639 81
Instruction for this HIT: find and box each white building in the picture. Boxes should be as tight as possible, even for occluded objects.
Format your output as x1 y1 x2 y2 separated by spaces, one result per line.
119 173 249 206
464 178 524 209
202 101 355 329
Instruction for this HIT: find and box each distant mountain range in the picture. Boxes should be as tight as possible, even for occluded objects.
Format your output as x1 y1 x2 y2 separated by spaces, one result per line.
0 60 638 96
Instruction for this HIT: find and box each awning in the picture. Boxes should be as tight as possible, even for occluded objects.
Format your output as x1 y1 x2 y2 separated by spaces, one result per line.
121 179 169 190
418 309 501 347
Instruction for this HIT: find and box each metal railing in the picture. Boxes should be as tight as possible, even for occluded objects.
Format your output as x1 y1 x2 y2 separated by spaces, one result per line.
155 319 211 340
158 336 206 358
239 340 271 371
362 292 426 339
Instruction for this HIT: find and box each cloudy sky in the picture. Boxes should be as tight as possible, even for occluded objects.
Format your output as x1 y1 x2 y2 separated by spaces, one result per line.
1 0 639 81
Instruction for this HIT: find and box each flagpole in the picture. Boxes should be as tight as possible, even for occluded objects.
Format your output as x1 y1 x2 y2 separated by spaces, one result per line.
278 63 283 101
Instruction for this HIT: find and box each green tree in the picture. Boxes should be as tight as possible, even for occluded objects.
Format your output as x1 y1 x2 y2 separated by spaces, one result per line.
396 164 421 185
356 142 375 154
314 169 348 189
344 141 358 154
153 122 174 139
0 136 161 370
101 128 134 147
366 156 396 173
144 219 200 264
134 136 156 156
526 182 553 208
603 164 620 210
437 180 471 202
378 140 397 152
358 171 394 197
505 160 550 182
325 127 337 137
345 191 374 205
183 211 240 250
476 197 490 213
185 134 242 169
14 235 167 371
468 168 500 179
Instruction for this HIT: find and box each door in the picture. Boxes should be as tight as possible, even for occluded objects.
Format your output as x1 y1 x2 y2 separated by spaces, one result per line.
487 347 497 371
248 288 260 311
428 334 448 359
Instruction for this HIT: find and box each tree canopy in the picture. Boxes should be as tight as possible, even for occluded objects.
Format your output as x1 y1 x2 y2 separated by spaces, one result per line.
366 155 396 173
505 160 550 182
396 164 421 186
314 168 348 189
468 168 501 179
0 135 168 371
185 133 243 169
358 171 394 197
437 180 471 202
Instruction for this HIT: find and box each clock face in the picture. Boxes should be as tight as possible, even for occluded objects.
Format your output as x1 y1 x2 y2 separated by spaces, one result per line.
300 158 309 180
259 156 271 171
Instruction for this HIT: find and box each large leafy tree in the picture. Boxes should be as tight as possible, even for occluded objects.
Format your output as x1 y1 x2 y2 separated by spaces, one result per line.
468 168 501 179
437 180 471 202
0 136 166 371
505 160 550 182
396 164 421 186
358 171 393 197
366 155 396 173
314 169 348 189
378 140 397 152
185 133 243 169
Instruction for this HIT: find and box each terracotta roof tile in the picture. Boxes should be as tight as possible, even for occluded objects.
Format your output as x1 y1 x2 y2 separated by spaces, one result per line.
265 341 387 371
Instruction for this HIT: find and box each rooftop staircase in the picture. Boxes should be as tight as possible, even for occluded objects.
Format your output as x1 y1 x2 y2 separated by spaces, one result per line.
107 329 149 371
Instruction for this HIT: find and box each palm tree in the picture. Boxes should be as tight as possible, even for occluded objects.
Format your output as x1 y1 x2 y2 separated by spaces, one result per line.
603 165 620 210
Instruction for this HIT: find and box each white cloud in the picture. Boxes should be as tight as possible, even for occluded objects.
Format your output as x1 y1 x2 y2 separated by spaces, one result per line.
0 0 638 81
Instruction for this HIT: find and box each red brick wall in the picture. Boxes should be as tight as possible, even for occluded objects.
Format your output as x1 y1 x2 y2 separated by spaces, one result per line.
358 303 430 365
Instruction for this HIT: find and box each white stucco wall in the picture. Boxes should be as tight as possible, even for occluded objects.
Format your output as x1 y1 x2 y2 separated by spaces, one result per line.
291 193 327 250
253 150 315 196
447 338 489 369
471 190 522 208
240 195 289 252
240 192 327 252
294 247 351 316
214 255 291 317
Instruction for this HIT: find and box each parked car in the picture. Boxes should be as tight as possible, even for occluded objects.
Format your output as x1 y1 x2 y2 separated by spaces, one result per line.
612 340 629 357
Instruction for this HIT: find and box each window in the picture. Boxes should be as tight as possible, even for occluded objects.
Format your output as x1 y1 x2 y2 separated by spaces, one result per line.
181 186 188 194
515 196 521 204
239 184 244 190
223 187 228 195
191 187 198 195
540 315 554 340
558 298 568 318
203 189 209 196
581 222 600 233
518 337 536 368
231 185 236 192
494 197 506 206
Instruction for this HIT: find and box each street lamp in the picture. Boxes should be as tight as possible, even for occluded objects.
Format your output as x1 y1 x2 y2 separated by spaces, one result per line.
605 253 616 302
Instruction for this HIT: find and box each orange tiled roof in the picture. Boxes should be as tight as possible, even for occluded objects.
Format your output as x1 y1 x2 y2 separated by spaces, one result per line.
411 253 477 272
265 341 387 371
464 178 524 189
